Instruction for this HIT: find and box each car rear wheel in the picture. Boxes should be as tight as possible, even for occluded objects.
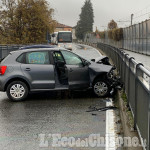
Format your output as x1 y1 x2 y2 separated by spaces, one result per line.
93 79 110 97
6 81 29 101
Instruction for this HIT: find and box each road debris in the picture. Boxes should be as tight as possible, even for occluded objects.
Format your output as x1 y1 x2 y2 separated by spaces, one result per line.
86 106 117 112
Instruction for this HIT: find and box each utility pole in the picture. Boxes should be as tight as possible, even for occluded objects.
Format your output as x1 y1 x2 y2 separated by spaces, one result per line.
131 14 134 25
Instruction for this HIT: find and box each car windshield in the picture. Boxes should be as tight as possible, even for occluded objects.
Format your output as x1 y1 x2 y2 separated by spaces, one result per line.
58 32 72 43
74 53 91 64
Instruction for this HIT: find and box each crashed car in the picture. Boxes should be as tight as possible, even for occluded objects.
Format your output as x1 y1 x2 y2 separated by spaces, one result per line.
0 47 122 101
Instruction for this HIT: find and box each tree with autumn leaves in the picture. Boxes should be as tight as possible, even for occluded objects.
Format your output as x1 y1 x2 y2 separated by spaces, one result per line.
0 0 56 44
108 20 118 30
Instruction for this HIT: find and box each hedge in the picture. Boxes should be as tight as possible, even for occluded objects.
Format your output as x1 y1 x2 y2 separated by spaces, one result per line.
108 28 123 41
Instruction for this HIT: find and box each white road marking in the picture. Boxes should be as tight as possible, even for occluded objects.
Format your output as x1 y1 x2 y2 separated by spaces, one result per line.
106 99 117 150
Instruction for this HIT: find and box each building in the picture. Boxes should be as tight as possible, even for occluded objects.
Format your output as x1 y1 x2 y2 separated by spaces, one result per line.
54 23 72 32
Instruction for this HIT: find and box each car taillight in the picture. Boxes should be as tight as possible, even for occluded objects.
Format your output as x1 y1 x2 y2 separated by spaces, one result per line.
0 66 7 75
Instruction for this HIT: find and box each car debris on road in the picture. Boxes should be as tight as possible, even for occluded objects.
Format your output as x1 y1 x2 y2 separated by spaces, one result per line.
86 106 118 113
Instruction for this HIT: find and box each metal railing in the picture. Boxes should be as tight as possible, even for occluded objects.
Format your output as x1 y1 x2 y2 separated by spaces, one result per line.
0 45 22 59
85 19 150 56
97 42 150 150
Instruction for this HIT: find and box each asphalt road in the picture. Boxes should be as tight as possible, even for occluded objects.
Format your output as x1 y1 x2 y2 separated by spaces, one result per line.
0 44 107 150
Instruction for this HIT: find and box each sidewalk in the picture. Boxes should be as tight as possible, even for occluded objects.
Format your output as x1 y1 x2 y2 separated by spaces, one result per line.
122 49 150 71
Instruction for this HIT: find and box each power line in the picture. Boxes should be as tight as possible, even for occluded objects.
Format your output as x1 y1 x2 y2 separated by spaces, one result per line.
117 20 130 22
132 4 150 15
119 3 150 22
133 11 150 19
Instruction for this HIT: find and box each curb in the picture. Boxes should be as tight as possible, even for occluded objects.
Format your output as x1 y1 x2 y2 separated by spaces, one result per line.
117 91 143 150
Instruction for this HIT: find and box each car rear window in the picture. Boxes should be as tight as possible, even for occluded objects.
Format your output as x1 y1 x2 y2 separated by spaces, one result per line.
16 51 50 64
26 51 50 64
16 54 25 63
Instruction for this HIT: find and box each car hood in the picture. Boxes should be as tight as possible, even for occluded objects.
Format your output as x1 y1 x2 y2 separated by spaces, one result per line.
94 56 109 63
89 61 113 73
58 43 72 50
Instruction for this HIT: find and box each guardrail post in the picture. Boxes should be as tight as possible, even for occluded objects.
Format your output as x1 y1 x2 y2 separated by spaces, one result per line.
146 20 148 55
122 54 129 86
134 63 144 130
127 57 135 107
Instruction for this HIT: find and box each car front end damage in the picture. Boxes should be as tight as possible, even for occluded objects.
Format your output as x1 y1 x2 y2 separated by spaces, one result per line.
107 67 123 95
90 57 123 96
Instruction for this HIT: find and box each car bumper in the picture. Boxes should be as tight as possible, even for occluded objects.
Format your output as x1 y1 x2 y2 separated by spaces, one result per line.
0 76 7 91
0 82 4 91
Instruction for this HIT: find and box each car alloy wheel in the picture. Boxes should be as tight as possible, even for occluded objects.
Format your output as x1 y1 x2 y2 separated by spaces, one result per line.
10 84 25 99
93 80 109 97
7 81 29 101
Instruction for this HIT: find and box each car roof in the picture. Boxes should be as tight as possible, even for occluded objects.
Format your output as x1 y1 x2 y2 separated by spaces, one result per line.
10 47 68 55
19 44 56 50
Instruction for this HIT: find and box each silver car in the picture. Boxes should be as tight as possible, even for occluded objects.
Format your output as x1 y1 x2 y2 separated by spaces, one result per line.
0 47 120 101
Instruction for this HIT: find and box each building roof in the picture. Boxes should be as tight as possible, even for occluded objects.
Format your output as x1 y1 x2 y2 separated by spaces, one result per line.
56 23 72 28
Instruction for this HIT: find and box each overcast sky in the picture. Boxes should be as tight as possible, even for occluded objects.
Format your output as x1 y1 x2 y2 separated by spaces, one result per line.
48 0 150 30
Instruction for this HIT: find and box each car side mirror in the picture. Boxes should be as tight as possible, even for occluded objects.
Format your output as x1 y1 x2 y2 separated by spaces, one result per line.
83 60 89 66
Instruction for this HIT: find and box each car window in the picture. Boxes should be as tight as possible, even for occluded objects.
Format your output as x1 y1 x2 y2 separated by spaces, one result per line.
16 54 25 63
61 51 83 66
26 51 50 64
53 52 65 62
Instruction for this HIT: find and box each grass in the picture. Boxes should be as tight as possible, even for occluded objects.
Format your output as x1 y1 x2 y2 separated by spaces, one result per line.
121 91 134 129
121 91 127 103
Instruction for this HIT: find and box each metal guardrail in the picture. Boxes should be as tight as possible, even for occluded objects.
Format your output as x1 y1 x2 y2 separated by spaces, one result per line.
97 42 150 150
0 45 21 59
85 19 150 56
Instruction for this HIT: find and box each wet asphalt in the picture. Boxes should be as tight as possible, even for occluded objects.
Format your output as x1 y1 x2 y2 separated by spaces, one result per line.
0 44 107 150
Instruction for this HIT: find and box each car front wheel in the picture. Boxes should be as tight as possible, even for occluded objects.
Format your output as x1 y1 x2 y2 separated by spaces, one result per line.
6 81 29 101
93 79 110 97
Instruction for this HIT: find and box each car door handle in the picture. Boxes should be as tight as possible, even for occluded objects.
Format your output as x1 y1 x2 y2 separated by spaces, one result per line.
69 68 73 72
25 68 31 71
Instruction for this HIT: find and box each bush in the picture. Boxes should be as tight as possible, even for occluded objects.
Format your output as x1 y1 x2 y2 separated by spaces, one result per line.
108 28 123 41
108 30 113 39
99 31 105 39
112 28 123 41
